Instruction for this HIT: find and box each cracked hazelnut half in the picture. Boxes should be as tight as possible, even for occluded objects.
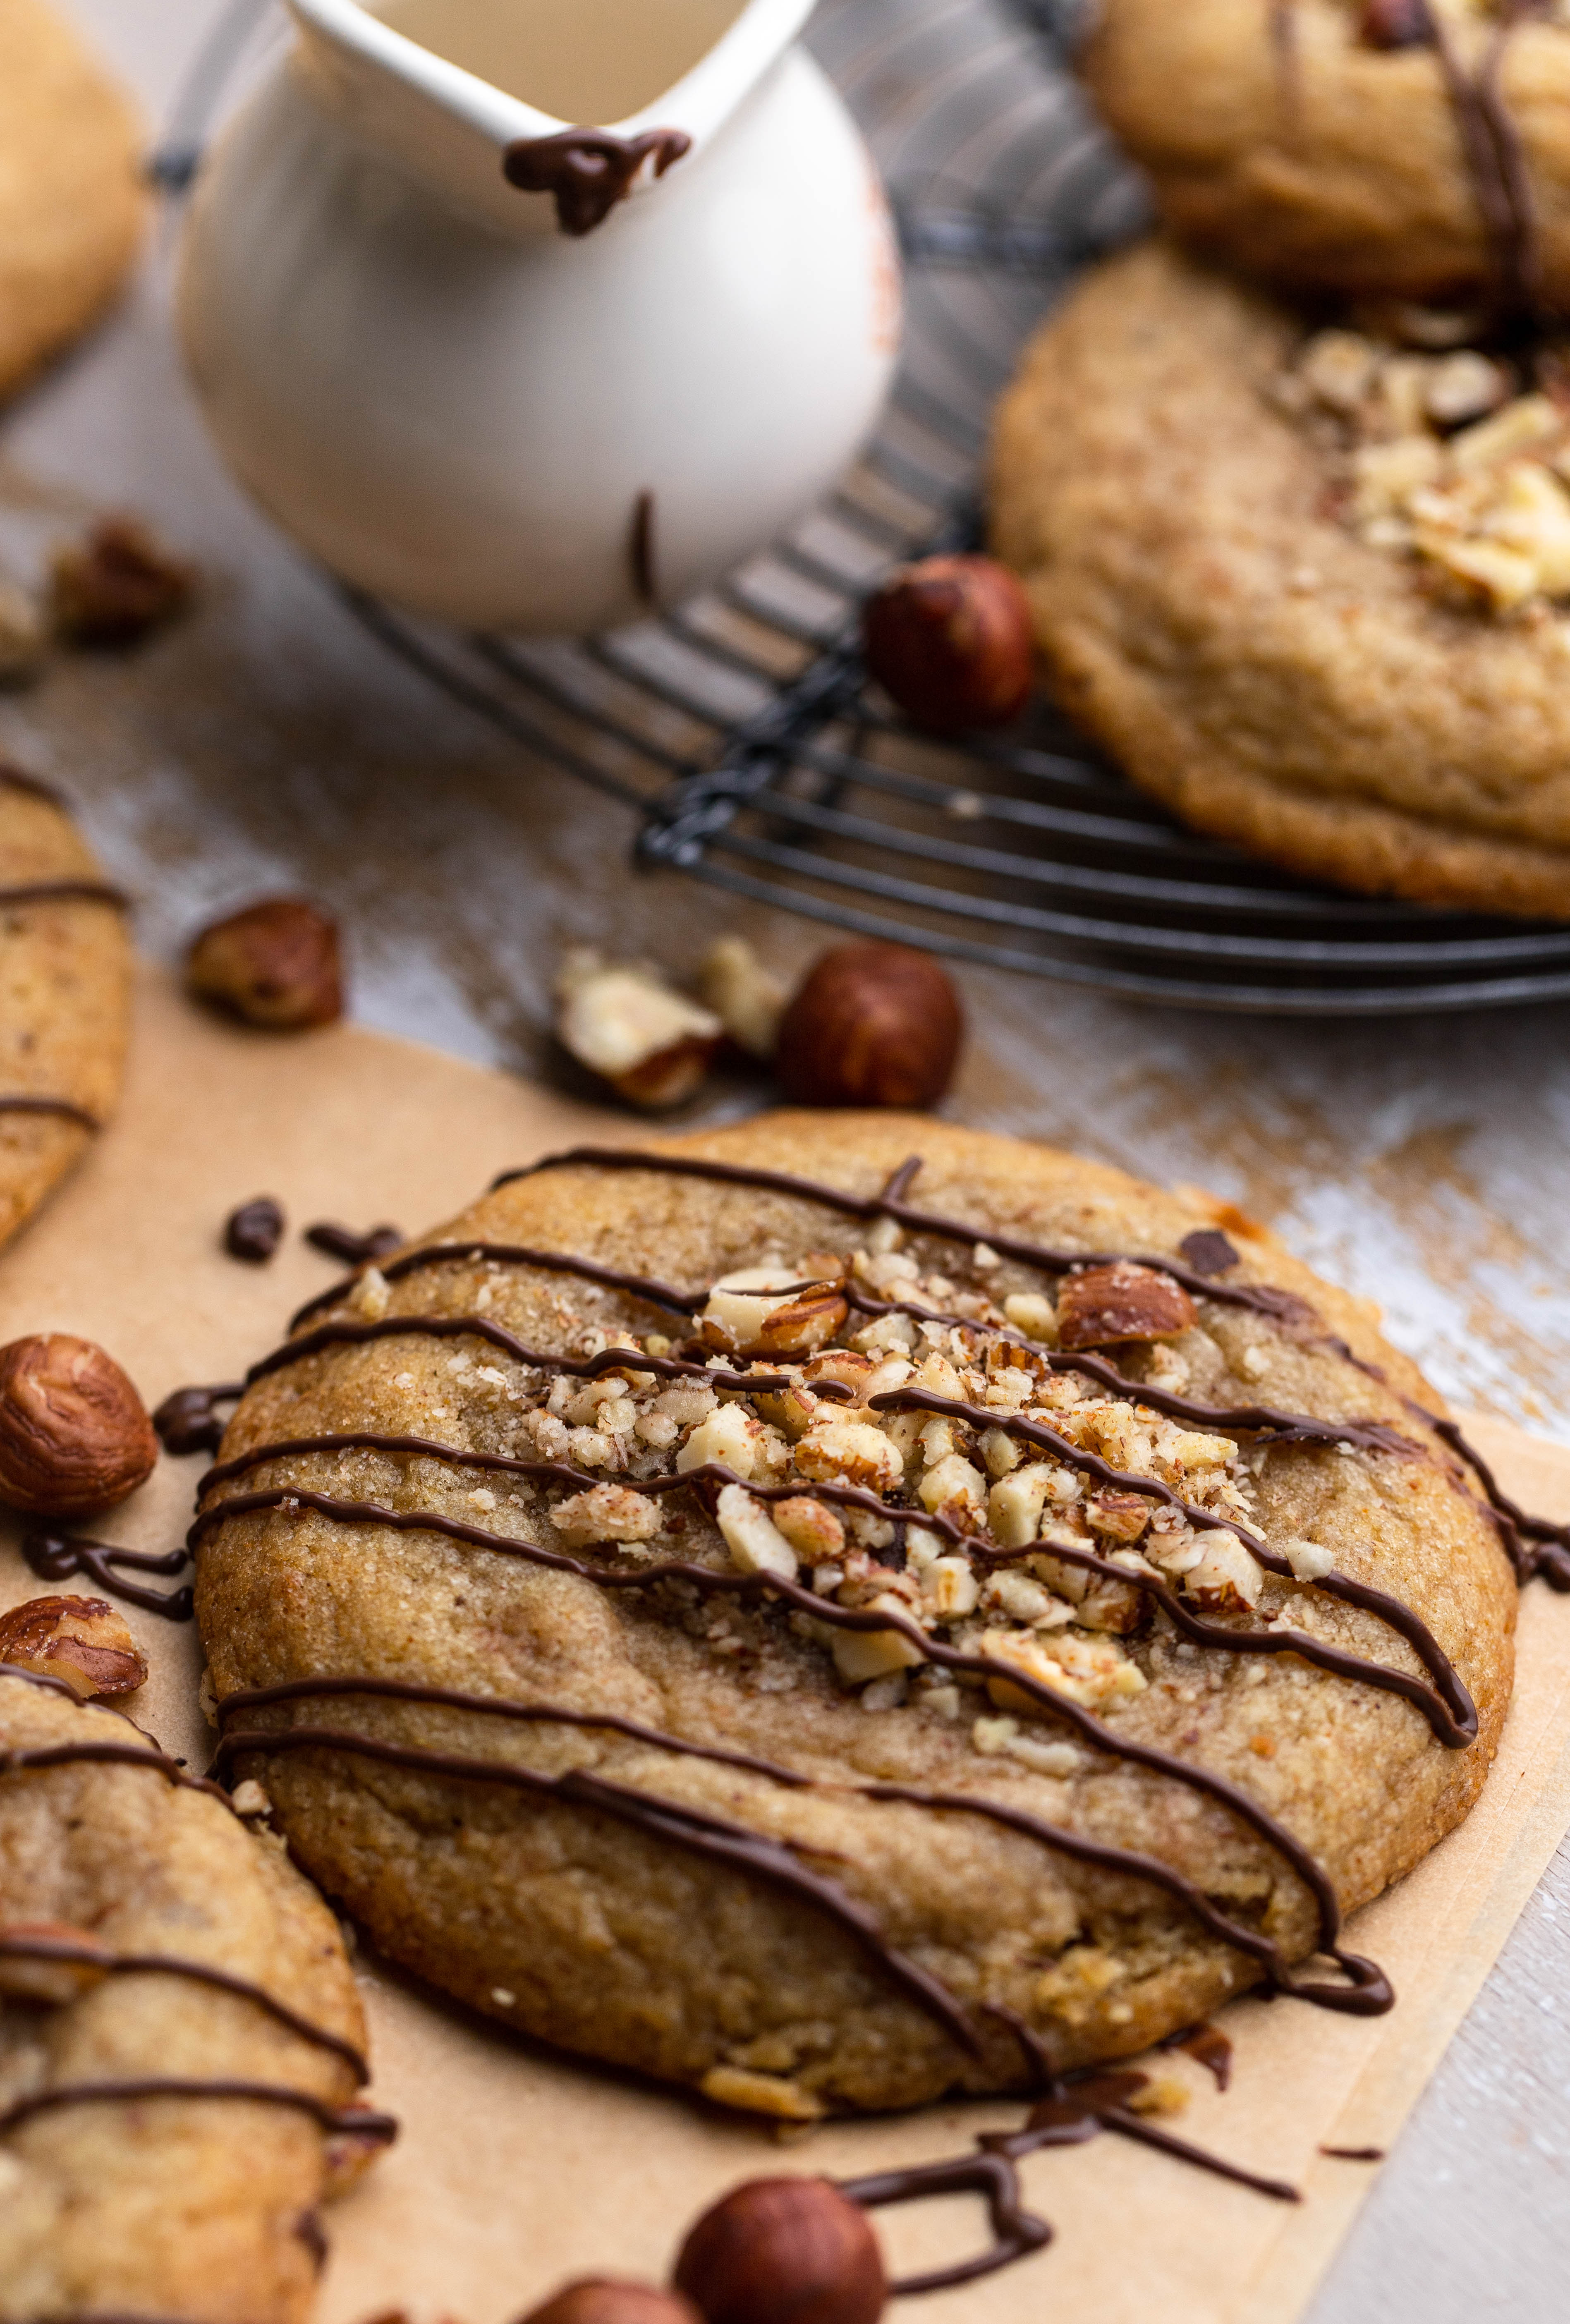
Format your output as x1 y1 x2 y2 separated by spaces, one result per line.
187 898 344 1031
776 942 962 1109
862 553 1033 733
517 2285 702 2324
0 1334 158 1515
1055 1262 1196 1350
674 2178 886 2324
555 949 721 1111
0 1594 148 1699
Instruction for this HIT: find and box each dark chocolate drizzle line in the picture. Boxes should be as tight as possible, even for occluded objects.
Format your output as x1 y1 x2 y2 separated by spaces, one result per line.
187 1486 1391 2009
193 1417 1473 1748
0 1095 100 1131
305 1221 403 1268
1164 2020 1234 2090
290 1239 698 1331
22 1529 194 1620
211 1674 1316 1999
0 879 130 909
0 1932 366 2080
1321 2142 1385 2160
495 1147 1310 1319
871 1386 1475 1745
0 2078 395 2144
841 2150 1052 2293
985 2074 1300 2202
243 1313 854 1404
0 1731 230 1806
211 1723 978 2054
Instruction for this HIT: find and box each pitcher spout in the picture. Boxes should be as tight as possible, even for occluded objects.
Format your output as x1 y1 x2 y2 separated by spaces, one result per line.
286 0 821 235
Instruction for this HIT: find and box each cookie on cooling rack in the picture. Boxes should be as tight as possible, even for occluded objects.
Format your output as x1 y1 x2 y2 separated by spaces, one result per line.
193 1115 1513 2118
1079 0 1570 314
0 1661 383 2323
988 237 1570 916
0 0 147 401
0 769 132 1249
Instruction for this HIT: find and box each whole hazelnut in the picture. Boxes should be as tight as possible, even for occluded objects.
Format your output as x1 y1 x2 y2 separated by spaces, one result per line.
775 943 962 1108
673 2178 886 2324
516 2284 702 2324
187 898 343 1031
0 1335 158 1515
862 554 1033 733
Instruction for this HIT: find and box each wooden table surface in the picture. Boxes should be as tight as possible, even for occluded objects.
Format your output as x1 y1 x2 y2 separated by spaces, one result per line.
5 2 1570 2314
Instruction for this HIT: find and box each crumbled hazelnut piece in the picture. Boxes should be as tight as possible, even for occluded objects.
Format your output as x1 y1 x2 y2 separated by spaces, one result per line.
715 1484 798 1581
230 1778 274 1818
187 897 343 1030
0 1334 158 1515
51 518 194 649
831 1596 926 1683
771 1496 845 1560
1085 1492 1150 1543
1001 1291 1057 1341
678 1403 765 1479
1449 393 1561 474
0 1594 147 1698
794 1412 903 1493
1184 1534 1264 1613
981 1626 1147 1711
1283 1536 1336 1581
554 948 720 1110
1297 329 1379 414
696 2069 826 2123
1055 1262 1196 1350
1424 351 1511 429
701 1269 847 1359
698 936 787 1060
551 1483 661 1546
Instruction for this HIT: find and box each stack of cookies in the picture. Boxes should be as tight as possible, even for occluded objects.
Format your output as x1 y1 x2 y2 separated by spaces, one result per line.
992 0 1570 918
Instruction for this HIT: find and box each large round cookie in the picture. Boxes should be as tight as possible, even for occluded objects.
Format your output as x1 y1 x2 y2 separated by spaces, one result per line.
990 238 1570 917
0 0 146 401
0 769 132 1248
194 1117 1514 2118
1080 0 1570 313
0 1668 379 2323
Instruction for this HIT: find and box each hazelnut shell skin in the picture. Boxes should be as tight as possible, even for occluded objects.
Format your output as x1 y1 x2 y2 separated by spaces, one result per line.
862 553 1033 733
0 1335 158 1517
187 897 343 1031
673 2177 886 2324
775 943 962 1109
518 2282 703 2324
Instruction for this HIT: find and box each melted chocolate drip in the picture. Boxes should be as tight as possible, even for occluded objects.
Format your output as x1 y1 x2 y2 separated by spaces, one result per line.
0 2077 395 2144
0 1095 100 1131
1163 2021 1234 2091
0 879 130 910
153 1382 244 1457
226 1197 285 1264
840 2150 1053 2293
305 1221 403 1268
22 1530 194 1621
502 128 692 236
497 1147 1312 1321
0 1930 366 2080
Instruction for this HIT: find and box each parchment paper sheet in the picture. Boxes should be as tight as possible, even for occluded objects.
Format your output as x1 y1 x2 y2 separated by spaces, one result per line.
3 967 1568 2324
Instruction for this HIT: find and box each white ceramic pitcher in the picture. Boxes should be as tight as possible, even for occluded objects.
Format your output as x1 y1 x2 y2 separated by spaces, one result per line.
178 0 902 634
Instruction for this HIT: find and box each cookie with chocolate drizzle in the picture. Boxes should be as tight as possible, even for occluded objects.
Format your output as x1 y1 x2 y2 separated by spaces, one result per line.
0 1666 388 2322
0 768 132 1247
193 1118 1515 2119
991 237 1570 917
1079 0 1570 316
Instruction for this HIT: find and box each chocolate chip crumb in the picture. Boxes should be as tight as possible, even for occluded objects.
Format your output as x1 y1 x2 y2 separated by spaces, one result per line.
224 1196 285 1264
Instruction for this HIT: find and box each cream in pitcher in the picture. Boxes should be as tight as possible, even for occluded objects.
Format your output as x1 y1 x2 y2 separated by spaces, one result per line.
177 0 902 634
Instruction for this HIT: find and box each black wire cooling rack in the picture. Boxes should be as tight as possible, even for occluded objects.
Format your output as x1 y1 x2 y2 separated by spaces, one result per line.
161 0 1570 1015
